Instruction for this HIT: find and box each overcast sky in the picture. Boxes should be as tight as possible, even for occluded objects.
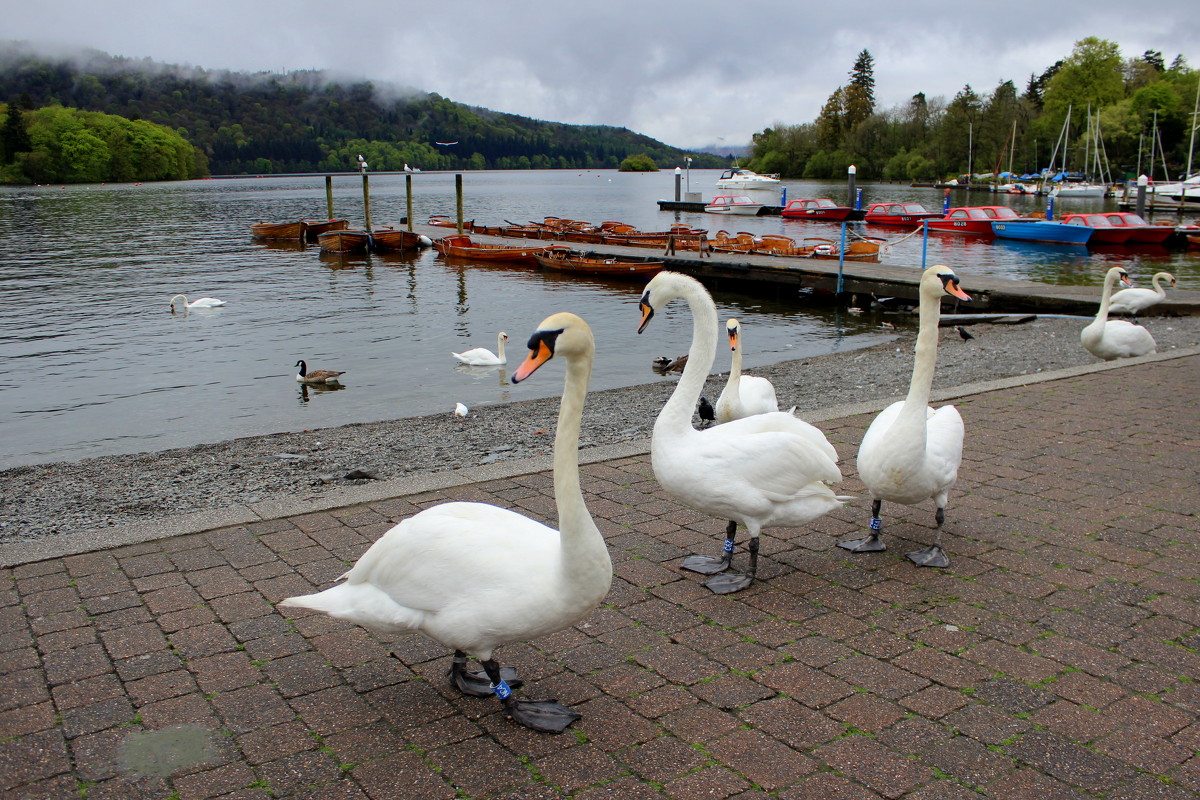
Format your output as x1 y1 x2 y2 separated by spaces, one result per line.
7 1 1199 150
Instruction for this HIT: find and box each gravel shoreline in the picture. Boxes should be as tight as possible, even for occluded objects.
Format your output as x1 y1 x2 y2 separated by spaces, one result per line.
3 315 1199 544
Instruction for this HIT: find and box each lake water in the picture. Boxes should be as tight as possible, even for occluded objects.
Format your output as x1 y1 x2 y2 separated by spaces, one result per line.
2 170 1197 468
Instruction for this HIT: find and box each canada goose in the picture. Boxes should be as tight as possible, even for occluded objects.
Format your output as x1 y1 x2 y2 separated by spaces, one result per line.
295 360 345 385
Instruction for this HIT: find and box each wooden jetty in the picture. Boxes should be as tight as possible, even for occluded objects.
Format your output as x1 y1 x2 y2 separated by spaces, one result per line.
408 223 1200 317
655 200 866 221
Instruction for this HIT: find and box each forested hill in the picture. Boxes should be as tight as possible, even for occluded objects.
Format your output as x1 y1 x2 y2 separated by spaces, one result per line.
0 44 728 175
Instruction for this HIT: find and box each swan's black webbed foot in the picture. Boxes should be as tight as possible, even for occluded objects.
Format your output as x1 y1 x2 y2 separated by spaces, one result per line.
682 520 737 574
906 544 949 568
704 536 757 593
838 531 886 552
680 553 732 574
705 571 754 594
449 656 522 697
503 698 582 733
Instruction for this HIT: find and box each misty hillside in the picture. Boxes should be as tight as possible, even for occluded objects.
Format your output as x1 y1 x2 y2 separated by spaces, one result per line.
0 42 728 175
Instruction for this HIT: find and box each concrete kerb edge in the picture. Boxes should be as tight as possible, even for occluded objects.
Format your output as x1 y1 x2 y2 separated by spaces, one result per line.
3 345 1197 568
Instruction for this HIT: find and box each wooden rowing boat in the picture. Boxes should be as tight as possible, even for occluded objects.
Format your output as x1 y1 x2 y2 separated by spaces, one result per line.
434 234 552 265
531 247 664 278
372 227 430 252
428 215 474 229
302 218 349 242
318 229 372 254
251 220 306 240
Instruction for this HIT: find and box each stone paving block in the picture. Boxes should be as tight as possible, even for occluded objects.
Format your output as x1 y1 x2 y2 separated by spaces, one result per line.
1004 730 1135 794
815 735 934 798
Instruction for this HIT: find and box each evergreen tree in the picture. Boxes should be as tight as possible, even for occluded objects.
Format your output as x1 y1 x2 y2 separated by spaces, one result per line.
1 101 33 164
844 49 876 130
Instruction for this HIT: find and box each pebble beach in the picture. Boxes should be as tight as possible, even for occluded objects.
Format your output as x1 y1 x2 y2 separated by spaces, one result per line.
4 314 1199 544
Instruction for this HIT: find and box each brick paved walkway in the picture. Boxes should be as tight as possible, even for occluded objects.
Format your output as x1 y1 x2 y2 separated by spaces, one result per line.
2 356 1198 800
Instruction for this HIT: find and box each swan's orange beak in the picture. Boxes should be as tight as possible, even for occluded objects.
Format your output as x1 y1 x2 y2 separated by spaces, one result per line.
1120 274 1133 287
945 278 971 302
637 300 655 334
728 329 739 351
511 340 553 384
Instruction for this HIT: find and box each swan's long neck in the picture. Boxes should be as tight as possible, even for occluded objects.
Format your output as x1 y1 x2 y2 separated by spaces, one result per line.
497 334 506 360
658 280 718 434
1152 273 1167 297
897 282 943 427
1094 270 1120 324
553 347 607 583
727 334 743 392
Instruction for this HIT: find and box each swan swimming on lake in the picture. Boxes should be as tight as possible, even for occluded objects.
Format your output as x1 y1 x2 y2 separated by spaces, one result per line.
169 294 225 312
453 332 508 366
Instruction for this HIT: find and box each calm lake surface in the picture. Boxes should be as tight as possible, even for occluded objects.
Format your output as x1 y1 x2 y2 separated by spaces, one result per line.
2 170 1197 468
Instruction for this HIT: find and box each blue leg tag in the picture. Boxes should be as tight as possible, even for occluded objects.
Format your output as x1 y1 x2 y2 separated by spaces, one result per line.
722 538 735 553
869 517 882 531
491 680 512 700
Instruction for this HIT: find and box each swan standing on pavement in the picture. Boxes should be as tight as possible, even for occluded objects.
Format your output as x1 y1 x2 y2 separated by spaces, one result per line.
715 318 779 423
637 271 846 594
1080 267 1157 361
840 265 972 568
295 360 345 385
453 332 508 365
280 313 610 734
1106 271 1175 320
169 294 225 312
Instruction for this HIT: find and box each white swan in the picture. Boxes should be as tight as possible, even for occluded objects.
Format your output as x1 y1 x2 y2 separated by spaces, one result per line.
841 265 972 568
715 318 779 423
637 271 847 594
295 360 345 385
1106 271 1175 319
1080 267 1157 361
453 331 508 365
280 313 610 733
169 294 225 312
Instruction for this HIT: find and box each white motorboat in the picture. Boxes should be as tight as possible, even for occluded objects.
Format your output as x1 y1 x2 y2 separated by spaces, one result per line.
714 167 782 205
704 195 764 215
1051 182 1108 198
1151 173 1200 203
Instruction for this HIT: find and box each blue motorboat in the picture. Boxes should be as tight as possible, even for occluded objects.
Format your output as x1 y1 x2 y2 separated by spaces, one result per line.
990 220 1094 245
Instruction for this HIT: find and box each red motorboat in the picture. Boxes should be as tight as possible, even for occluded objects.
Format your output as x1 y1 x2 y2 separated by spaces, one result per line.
1059 213 1135 244
864 202 942 225
1065 212 1174 244
924 206 1032 235
781 198 854 221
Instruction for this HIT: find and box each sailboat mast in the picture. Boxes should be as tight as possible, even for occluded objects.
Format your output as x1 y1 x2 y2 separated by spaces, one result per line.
1186 79 1199 180
1008 120 1017 175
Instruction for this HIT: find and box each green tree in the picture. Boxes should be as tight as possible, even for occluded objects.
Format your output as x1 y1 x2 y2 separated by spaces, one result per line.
814 86 846 150
936 85 982 177
1042 38 1125 119
618 153 658 172
1 101 33 163
844 49 876 130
